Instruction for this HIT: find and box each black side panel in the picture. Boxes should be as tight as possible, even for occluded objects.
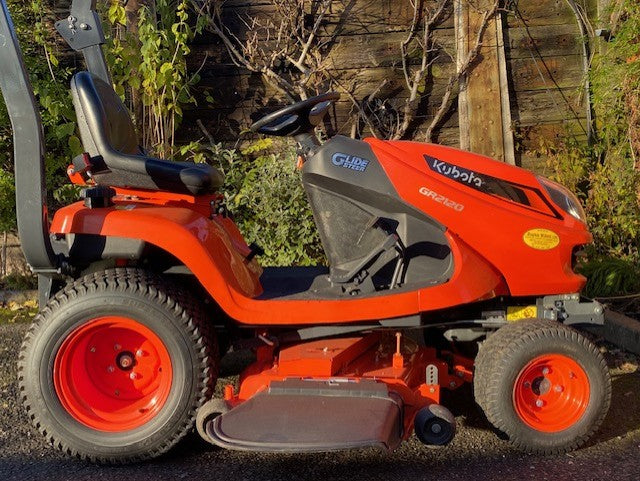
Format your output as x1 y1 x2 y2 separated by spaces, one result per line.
302 136 452 291
0 1 56 271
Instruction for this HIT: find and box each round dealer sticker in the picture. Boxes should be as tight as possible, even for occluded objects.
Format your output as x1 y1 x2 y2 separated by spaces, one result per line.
523 228 560 250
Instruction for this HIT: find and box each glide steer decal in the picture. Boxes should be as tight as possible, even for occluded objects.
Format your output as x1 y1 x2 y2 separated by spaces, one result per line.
331 152 369 172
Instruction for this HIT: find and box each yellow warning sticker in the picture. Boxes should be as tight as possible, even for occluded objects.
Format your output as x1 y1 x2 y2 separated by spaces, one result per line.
523 228 560 250
507 305 537 322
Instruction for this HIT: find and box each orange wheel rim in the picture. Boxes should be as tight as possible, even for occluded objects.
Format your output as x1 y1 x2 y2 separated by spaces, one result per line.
54 317 173 432
513 354 589 433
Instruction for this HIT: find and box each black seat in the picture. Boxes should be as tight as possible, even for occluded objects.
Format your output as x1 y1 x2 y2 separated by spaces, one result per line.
71 71 223 195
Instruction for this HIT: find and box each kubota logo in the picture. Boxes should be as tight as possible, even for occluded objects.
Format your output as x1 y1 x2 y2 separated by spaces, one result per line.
418 187 464 212
425 155 485 188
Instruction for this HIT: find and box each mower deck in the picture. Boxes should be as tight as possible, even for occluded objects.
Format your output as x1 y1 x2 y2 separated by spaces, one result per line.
207 379 403 452
200 332 467 452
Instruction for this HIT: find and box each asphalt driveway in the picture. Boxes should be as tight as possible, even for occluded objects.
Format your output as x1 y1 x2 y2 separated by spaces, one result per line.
1 322 639 481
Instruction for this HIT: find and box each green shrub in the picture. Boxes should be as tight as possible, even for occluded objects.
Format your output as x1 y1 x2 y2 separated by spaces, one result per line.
194 138 324 266
579 258 640 298
540 0 640 296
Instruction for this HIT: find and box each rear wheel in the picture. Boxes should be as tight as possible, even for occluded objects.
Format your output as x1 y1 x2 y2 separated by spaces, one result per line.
19 268 218 463
474 319 610 454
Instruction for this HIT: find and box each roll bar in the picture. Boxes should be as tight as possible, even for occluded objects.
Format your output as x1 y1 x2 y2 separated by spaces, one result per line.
0 0 57 272
0 0 114 299
54 0 111 85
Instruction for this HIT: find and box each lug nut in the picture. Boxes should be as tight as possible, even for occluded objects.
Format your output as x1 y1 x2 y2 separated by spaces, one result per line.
129 372 137 380
107 365 115 373
114 344 121 351
89 346 96 353
542 367 549 375
136 349 143 357
535 399 544 408
554 385 564 393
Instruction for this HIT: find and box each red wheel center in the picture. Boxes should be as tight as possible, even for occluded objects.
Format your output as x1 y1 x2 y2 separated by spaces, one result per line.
513 354 589 433
54 317 173 432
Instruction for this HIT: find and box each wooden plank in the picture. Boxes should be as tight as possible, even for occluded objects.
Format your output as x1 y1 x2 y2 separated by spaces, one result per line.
504 0 598 27
496 12 515 164
506 24 583 59
509 54 585 92
191 28 456 70
181 94 460 142
460 1 513 162
514 120 588 172
516 120 588 150
218 0 599 35
185 96 462 126
217 0 453 37
454 0 468 150
512 88 587 125
194 64 456 99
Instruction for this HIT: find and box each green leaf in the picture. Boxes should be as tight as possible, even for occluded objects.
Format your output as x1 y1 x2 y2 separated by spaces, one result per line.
160 62 173 75
68 135 83 156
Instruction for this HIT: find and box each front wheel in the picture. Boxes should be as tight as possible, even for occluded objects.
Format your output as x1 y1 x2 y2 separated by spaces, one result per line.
474 319 610 454
18 268 218 464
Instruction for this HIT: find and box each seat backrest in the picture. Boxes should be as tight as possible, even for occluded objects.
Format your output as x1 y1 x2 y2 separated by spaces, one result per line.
71 71 141 157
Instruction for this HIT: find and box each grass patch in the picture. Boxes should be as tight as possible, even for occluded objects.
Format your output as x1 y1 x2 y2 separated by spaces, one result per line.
0 302 37 324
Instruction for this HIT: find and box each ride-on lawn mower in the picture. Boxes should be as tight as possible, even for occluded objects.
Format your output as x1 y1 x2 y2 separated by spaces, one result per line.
1 0 611 464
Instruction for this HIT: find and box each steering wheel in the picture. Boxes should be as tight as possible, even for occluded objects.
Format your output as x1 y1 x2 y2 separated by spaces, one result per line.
250 92 340 137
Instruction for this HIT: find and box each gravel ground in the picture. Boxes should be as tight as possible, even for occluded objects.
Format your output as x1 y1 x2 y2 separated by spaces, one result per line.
1 322 640 481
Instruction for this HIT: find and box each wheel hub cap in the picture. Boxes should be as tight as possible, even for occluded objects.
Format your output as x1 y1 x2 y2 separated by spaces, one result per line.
513 354 589 432
54 316 173 432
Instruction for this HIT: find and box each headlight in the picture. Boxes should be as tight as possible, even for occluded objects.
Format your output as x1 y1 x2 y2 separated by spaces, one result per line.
537 176 586 223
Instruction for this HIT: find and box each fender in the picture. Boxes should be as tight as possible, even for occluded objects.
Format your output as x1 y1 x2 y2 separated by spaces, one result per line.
50 200 264 304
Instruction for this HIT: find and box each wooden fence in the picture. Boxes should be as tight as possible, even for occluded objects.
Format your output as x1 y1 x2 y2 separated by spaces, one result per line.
179 0 599 172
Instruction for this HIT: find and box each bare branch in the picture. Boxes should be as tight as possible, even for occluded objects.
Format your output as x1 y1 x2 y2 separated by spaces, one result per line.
394 0 450 140
296 0 331 70
330 76 382 139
